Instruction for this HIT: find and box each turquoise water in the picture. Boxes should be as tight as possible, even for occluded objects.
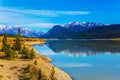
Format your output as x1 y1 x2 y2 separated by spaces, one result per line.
33 40 120 80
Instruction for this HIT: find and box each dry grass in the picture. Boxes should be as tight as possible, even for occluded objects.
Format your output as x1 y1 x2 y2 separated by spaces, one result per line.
0 36 72 80
0 58 72 80
0 36 45 49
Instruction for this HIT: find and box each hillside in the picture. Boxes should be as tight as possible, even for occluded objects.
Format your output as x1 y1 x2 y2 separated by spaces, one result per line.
43 22 120 39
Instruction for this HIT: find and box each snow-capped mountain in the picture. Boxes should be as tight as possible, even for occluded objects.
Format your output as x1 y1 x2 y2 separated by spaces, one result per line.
43 22 120 39
63 22 104 33
43 22 105 38
0 25 44 38
64 22 104 27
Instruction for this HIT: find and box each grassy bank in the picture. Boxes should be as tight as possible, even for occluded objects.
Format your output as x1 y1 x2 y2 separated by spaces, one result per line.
0 36 72 80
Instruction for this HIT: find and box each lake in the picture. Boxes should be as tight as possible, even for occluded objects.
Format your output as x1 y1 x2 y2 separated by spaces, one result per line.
33 40 120 80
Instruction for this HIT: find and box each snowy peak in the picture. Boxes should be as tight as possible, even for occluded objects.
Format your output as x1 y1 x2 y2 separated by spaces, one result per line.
64 22 104 28
63 22 104 33
0 25 44 38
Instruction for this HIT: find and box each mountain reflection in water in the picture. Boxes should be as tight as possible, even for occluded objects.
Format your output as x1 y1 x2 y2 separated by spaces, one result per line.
46 40 120 56
33 40 120 80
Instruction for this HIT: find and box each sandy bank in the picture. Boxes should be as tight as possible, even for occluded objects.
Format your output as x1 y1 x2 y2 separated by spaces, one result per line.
0 41 72 80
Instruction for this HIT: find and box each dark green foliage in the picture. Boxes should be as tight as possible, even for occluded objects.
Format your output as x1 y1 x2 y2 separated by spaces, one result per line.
4 45 15 60
19 46 36 59
14 28 21 51
0 64 4 67
29 48 36 59
23 65 31 73
34 60 38 65
0 74 3 80
2 35 7 51
19 64 33 80
1 29 36 60
15 37 21 51
1 35 16 59
20 45 29 59
38 69 41 80
50 66 57 80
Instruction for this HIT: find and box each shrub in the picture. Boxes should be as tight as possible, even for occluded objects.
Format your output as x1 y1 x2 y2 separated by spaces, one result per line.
0 74 3 80
0 64 4 67
4 45 16 60
38 69 41 80
20 46 29 59
19 64 33 80
29 48 36 59
50 66 57 80
34 60 38 65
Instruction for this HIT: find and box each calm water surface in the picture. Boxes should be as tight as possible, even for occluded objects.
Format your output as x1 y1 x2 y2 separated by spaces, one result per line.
33 40 120 80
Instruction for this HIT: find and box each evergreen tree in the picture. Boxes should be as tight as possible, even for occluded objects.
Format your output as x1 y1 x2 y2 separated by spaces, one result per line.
2 34 7 51
17 28 21 37
21 45 29 59
29 48 36 59
15 28 21 51
5 45 15 59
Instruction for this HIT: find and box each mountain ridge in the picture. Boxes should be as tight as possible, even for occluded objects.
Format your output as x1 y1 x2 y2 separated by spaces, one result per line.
1 22 120 39
0 25 44 38
43 22 120 39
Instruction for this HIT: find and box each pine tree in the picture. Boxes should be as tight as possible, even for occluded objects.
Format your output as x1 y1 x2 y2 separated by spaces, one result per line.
29 48 36 59
15 28 21 51
17 28 21 37
5 45 15 59
2 34 7 51
20 45 29 59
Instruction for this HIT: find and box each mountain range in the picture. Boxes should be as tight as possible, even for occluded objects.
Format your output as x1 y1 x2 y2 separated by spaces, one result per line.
0 25 44 38
1 22 120 39
43 22 120 39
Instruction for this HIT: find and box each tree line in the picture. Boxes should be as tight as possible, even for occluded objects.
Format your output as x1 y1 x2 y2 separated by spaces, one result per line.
1 28 35 60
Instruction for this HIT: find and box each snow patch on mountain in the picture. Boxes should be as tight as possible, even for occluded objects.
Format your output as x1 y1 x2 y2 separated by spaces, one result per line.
0 24 44 38
63 22 104 33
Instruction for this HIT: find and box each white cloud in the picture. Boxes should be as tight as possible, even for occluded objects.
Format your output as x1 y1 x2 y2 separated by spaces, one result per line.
0 7 90 30
57 11 90 15
0 7 90 17
22 23 60 28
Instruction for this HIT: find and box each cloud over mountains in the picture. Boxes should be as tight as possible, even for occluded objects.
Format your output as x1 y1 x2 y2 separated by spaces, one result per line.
0 7 90 31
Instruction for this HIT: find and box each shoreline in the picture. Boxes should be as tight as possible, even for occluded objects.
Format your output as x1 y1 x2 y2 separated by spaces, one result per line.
24 41 52 62
24 41 72 80
0 41 72 80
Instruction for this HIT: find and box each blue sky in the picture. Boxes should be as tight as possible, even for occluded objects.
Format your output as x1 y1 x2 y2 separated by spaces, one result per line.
0 0 120 32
